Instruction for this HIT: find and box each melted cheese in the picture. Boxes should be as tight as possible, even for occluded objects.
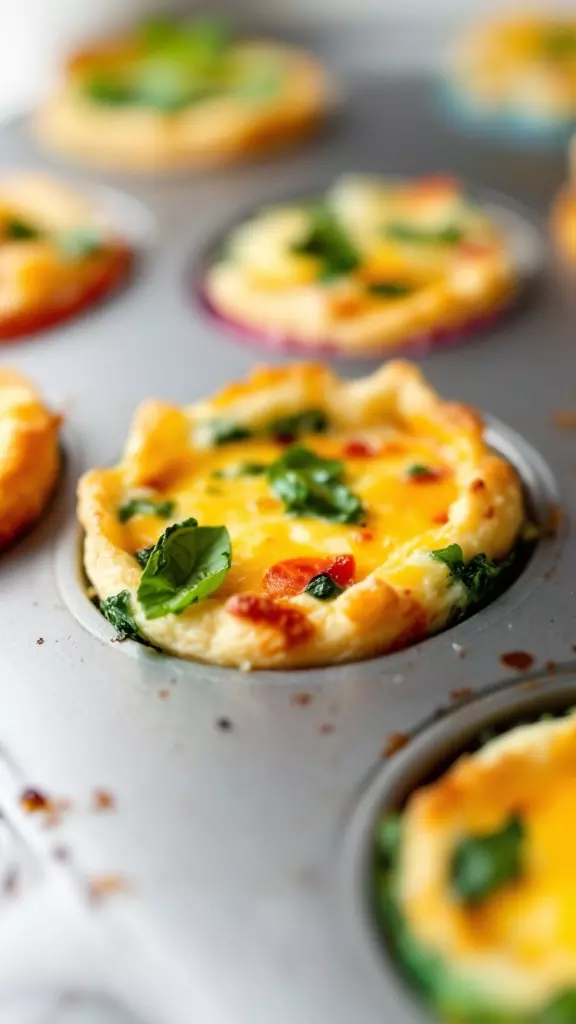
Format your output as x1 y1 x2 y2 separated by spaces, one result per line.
400 713 576 1011
122 429 458 595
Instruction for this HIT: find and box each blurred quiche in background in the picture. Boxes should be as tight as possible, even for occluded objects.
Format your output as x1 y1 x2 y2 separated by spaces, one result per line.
204 175 518 356
0 371 60 549
78 360 524 670
447 12 576 141
35 16 332 172
0 175 132 341
552 133 576 263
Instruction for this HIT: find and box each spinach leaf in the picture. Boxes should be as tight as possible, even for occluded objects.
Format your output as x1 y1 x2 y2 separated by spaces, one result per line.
56 227 103 260
137 517 231 620
212 462 268 479
140 16 231 68
385 223 463 246
269 409 328 440
292 205 359 281
375 813 403 869
118 497 175 523
134 545 154 568
431 543 507 608
203 419 253 446
304 572 343 601
100 590 143 642
82 75 135 106
407 463 434 479
450 814 524 905
267 446 365 524
537 990 576 1023
367 281 412 297
4 217 42 241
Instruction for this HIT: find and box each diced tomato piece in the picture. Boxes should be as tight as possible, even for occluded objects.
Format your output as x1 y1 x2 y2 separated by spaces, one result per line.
458 241 492 258
263 554 356 597
226 594 314 648
326 554 355 588
432 511 449 525
343 440 375 458
263 557 333 597
413 174 458 195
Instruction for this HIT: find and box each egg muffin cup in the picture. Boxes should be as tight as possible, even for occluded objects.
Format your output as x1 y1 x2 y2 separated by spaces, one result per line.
375 706 576 1022
203 175 519 357
445 14 576 145
0 175 132 341
35 16 332 174
0 370 61 549
78 360 524 670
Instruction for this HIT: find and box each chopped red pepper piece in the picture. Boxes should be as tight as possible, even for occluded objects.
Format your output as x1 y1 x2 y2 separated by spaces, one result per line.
226 594 314 648
263 554 356 598
343 439 375 458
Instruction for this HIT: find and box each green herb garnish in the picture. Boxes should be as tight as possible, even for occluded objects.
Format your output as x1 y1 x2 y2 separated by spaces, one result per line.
537 990 576 1023
267 445 365 525
450 814 525 905
385 223 463 246
4 218 42 241
137 517 231 620
269 409 328 440
430 543 506 609
100 590 144 642
375 813 403 868
119 498 175 523
367 281 412 297
407 463 434 479
202 419 253 446
140 15 231 68
542 27 576 60
56 227 103 260
293 204 359 281
304 572 343 601
212 462 268 479
134 546 154 568
82 75 135 106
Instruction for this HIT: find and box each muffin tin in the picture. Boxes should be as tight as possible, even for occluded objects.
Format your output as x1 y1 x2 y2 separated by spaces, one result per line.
0 50 574 1024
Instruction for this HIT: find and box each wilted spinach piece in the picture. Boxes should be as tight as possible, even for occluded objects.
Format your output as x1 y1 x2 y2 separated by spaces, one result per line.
450 814 525 905
267 445 365 524
304 572 343 601
137 517 231 619
118 497 175 523
292 204 359 281
100 590 144 642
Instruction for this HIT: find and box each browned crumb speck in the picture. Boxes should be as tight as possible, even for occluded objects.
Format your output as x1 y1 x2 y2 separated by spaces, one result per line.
319 723 335 735
36 638 44 646
291 692 312 707
20 789 71 828
93 789 115 812
158 689 170 700
382 732 410 758
500 651 535 672
553 410 576 430
88 875 128 902
20 788 49 813
450 687 474 701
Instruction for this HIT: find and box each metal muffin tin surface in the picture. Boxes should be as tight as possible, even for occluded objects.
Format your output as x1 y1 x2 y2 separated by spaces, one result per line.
0 59 575 1024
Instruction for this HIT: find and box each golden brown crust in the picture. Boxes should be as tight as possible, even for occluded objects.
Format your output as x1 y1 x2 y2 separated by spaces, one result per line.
0 371 61 548
0 175 132 341
204 175 517 355
78 361 524 670
35 40 332 173
551 185 576 264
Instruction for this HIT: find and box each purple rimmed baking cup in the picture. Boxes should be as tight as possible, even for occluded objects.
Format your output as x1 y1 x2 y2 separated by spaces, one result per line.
198 282 519 360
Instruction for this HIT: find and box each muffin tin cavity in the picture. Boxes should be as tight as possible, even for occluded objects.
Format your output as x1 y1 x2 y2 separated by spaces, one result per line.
341 671 576 1024
56 412 557 666
194 183 543 359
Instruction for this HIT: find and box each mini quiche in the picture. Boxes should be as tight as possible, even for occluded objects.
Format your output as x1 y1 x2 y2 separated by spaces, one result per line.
552 135 576 263
204 175 517 356
78 361 524 669
0 370 61 548
35 16 331 173
0 175 132 341
375 711 576 1022
447 14 576 141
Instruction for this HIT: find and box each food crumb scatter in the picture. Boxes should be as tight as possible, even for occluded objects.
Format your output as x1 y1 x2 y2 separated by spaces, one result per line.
88 875 128 902
450 687 474 701
291 692 313 707
158 689 170 700
36 638 44 645
382 732 410 758
500 650 535 672
20 788 49 813
93 789 115 812
319 722 335 735
216 717 233 731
